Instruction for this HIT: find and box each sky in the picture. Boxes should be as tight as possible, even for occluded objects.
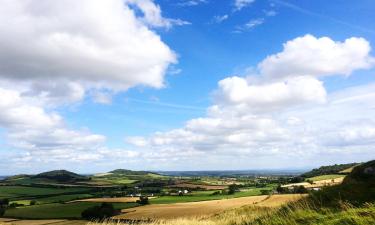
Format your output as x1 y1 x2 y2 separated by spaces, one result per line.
0 0 375 174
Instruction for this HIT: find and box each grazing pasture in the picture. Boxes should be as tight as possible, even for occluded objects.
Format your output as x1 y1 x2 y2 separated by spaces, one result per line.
150 187 273 204
0 186 90 199
4 202 139 219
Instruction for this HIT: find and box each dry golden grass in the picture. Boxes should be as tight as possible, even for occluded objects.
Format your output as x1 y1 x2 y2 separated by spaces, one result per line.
255 194 306 207
114 195 268 220
87 205 274 225
113 194 303 220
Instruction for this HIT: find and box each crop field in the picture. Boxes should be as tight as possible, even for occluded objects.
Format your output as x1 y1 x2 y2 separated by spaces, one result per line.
4 202 139 219
308 174 345 182
115 195 267 220
72 196 156 203
0 186 91 199
150 187 273 204
114 194 303 220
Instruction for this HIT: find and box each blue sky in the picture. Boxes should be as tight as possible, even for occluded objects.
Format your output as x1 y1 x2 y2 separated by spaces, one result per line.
0 0 374 174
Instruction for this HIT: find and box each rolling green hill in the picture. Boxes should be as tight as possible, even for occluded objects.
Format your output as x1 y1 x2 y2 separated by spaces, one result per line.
301 163 359 178
33 170 89 183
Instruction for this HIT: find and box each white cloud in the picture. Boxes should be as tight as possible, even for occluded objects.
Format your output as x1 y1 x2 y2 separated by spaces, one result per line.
234 18 264 32
234 0 255 11
259 34 375 79
177 0 208 7
215 75 326 113
124 35 375 169
213 15 229 24
92 91 113 105
0 0 179 98
0 0 184 171
0 87 105 153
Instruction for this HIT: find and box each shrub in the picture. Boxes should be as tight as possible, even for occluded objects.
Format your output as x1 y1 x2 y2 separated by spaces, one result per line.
30 200 37 205
136 196 149 205
228 184 239 195
0 207 5 217
81 203 119 220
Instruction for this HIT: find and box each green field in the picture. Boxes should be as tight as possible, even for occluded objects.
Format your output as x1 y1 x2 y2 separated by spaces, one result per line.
4 202 139 219
0 186 91 199
308 174 345 182
151 187 273 204
12 193 95 205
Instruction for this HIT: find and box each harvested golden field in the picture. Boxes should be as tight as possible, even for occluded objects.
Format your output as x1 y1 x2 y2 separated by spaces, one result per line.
114 194 303 220
72 197 156 203
282 177 344 189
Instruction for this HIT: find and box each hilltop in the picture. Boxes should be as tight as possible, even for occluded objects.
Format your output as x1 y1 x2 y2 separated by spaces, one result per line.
109 169 155 176
33 170 89 183
301 162 359 178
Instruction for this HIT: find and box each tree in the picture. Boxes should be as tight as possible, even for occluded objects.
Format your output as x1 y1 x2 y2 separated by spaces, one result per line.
228 184 238 195
136 196 149 205
0 198 9 217
81 203 119 220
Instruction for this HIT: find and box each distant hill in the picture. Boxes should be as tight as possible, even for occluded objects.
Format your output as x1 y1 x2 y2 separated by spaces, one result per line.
33 170 89 183
109 169 157 176
301 163 359 178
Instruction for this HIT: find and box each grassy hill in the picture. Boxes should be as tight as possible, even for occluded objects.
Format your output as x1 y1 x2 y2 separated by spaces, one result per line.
301 163 359 178
33 170 89 183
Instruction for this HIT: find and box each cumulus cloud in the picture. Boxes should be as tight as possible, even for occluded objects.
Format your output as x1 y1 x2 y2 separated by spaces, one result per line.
0 0 179 97
0 0 184 171
215 76 326 113
124 35 375 169
0 87 105 153
259 35 375 79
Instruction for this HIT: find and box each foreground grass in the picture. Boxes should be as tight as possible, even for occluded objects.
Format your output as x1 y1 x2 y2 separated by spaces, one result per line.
87 201 375 225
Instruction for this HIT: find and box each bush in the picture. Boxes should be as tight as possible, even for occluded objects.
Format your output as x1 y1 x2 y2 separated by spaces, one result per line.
8 203 24 208
0 207 5 217
228 184 239 195
30 200 37 205
136 196 149 205
260 189 271 195
81 203 119 220
0 199 9 206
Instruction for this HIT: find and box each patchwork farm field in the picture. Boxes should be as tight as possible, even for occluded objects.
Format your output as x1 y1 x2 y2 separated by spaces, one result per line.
114 194 304 220
4 202 139 219
0 218 87 225
0 186 91 199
